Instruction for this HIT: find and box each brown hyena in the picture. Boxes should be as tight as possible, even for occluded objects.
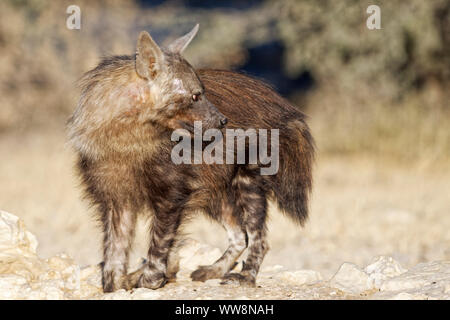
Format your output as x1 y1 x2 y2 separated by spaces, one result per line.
67 24 314 292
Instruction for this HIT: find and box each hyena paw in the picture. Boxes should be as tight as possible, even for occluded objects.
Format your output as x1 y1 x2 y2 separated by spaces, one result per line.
220 273 256 287
102 271 116 293
190 265 224 282
137 271 167 290
122 260 146 290
102 266 127 292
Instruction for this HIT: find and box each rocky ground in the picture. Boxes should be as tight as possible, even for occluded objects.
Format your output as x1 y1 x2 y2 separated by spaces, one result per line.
1 210 449 300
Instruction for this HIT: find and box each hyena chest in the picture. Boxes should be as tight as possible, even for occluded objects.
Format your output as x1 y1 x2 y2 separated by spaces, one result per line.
136 158 198 211
84 150 221 215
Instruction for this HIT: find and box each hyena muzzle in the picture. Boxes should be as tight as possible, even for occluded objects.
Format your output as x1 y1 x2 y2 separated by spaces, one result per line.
67 24 314 292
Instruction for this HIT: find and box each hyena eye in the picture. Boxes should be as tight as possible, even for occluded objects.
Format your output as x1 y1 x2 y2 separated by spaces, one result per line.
192 93 200 102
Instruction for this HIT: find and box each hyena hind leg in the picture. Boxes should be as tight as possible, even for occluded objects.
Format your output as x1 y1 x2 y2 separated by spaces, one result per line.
191 204 247 282
221 177 269 287
101 207 137 292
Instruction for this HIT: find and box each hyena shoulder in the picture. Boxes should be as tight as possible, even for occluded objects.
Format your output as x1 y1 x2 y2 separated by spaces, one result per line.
67 55 160 159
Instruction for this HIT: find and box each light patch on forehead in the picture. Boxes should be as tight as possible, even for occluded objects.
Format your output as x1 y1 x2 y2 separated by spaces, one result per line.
173 78 187 95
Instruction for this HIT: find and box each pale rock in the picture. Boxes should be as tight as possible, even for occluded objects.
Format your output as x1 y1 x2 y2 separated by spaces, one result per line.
0 210 38 259
38 269 62 281
0 256 46 281
47 254 72 268
80 265 102 288
78 265 102 298
0 274 29 299
62 265 81 291
0 210 87 299
329 263 373 294
380 261 450 292
30 280 65 300
80 265 98 279
365 256 408 288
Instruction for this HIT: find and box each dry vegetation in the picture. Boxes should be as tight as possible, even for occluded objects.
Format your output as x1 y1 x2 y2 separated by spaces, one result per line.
0 0 448 161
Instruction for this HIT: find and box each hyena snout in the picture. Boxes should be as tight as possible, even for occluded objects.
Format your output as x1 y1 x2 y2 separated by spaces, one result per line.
219 117 228 127
204 102 227 130
211 112 227 130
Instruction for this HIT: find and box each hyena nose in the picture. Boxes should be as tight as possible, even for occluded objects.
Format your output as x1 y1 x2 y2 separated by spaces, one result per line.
220 118 228 127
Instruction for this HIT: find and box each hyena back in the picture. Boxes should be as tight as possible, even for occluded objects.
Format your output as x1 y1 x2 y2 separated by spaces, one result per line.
67 25 314 292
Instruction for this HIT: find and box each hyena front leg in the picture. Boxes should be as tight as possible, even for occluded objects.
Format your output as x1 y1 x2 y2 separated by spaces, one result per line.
191 203 247 282
128 207 182 290
221 176 268 287
124 239 180 290
101 206 137 292
126 235 181 285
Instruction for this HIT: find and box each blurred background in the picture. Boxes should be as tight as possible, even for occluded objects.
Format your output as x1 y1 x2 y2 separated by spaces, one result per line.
0 0 449 278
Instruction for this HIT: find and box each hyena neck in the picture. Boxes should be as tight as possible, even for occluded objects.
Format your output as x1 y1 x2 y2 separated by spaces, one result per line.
68 55 167 161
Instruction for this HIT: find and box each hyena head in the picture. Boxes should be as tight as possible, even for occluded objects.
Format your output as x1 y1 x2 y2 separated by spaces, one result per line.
67 25 226 159
137 24 227 133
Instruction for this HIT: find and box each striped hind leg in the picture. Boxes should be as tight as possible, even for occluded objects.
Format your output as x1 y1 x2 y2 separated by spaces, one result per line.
221 173 269 287
191 202 247 282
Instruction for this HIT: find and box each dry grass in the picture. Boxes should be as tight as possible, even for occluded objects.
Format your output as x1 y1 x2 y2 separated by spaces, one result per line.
306 84 450 163
1 128 448 278
0 0 448 161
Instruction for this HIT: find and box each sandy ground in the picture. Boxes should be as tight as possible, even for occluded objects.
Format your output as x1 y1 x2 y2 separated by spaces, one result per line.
1 129 449 299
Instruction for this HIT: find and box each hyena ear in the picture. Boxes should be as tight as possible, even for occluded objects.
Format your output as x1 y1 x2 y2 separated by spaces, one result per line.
136 31 164 80
167 24 199 54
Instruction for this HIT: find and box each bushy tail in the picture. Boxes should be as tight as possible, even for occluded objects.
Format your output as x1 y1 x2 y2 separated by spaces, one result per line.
269 118 315 226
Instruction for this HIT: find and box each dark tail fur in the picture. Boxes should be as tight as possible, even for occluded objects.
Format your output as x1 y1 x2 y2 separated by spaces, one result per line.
198 69 315 225
271 119 314 225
